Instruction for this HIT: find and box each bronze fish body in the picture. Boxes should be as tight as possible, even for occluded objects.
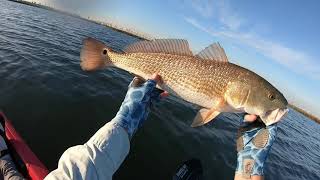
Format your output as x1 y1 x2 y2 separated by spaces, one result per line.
80 38 288 126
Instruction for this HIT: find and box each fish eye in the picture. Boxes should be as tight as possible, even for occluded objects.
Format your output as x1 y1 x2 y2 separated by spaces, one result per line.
102 49 107 55
268 93 275 101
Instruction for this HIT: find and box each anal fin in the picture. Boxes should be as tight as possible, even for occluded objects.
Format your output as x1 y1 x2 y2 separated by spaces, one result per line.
191 108 221 127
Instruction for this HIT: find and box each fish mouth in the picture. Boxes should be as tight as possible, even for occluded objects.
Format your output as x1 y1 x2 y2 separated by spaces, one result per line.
260 108 289 126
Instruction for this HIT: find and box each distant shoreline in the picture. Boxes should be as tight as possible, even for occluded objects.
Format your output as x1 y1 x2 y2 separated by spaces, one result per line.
289 104 320 124
7 0 148 40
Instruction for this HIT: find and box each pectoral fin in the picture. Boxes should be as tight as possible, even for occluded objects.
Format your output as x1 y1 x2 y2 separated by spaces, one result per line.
191 108 221 127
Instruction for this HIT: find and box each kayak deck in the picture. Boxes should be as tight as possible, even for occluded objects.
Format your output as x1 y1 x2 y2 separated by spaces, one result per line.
0 111 49 180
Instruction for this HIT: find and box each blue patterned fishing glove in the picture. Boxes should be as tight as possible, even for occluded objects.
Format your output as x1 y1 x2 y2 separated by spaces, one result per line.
112 77 163 138
236 115 278 178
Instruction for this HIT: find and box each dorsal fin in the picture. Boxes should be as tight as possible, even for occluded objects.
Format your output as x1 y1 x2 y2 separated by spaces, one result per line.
124 39 193 56
196 42 229 62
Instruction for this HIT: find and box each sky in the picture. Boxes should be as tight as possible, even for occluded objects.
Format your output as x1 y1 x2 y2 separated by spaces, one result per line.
30 0 320 117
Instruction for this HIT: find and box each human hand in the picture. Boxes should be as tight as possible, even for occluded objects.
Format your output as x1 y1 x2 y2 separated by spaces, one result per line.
112 74 168 138
235 114 278 179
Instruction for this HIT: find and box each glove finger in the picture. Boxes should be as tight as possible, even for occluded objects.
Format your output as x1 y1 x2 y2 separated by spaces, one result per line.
238 113 247 123
150 88 164 103
144 79 157 88
239 118 265 133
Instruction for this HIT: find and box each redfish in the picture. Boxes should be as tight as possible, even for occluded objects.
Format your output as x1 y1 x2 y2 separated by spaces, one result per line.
80 38 288 126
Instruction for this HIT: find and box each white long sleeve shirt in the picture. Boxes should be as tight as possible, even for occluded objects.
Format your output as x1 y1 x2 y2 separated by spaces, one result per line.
44 121 130 180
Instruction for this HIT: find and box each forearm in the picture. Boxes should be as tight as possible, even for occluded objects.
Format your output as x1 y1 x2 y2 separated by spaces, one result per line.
45 120 130 180
45 75 163 180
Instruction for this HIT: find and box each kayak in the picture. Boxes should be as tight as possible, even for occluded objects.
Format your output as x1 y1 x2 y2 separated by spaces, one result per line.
0 111 49 180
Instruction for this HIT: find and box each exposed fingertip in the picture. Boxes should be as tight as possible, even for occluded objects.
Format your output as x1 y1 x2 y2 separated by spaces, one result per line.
151 73 158 80
160 91 169 98
150 73 163 84
244 114 258 122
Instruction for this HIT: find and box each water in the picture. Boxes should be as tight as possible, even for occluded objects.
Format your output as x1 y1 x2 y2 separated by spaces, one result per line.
1 1 319 179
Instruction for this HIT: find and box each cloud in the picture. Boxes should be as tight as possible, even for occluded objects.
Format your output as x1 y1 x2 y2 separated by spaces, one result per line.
216 0 244 30
190 0 214 18
184 0 319 80
184 17 320 80
32 0 107 13
189 0 244 30
184 17 213 35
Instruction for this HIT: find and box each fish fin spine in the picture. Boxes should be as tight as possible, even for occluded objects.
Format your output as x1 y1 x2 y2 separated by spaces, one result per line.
196 42 229 62
124 39 193 56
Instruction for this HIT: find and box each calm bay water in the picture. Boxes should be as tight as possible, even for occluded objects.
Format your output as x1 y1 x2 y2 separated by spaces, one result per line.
0 1 319 179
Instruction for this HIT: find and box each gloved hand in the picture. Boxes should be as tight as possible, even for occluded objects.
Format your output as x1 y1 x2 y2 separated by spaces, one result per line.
112 74 168 138
235 114 278 178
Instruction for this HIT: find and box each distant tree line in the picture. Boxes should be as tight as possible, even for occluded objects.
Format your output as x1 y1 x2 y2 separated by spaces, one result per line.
289 104 320 124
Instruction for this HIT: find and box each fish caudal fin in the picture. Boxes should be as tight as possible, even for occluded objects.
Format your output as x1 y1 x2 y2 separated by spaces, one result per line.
80 37 111 71
191 108 220 127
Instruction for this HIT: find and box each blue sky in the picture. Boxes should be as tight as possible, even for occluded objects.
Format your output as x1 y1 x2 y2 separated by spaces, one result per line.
32 0 320 117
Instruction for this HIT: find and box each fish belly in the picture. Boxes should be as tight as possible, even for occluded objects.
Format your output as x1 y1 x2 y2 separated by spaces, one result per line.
161 81 217 109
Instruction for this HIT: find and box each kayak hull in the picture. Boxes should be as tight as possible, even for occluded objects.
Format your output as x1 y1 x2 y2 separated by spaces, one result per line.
0 112 49 180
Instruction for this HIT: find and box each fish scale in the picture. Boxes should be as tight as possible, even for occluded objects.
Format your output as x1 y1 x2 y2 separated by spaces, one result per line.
109 52 245 107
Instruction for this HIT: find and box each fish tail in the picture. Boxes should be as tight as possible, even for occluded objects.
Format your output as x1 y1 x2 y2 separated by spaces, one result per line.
80 37 112 71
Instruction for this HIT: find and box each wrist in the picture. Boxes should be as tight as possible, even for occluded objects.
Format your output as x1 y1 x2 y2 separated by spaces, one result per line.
112 114 138 138
235 173 264 180
236 155 264 177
